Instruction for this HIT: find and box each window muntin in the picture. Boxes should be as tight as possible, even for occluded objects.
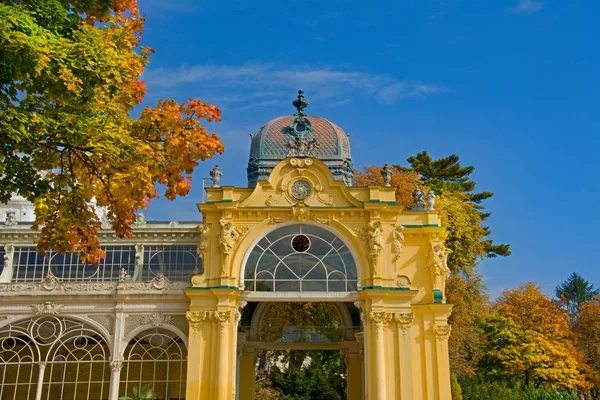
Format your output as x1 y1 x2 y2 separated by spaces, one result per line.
0 317 111 400
9 245 201 282
120 328 187 400
244 224 358 292
142 245 201 281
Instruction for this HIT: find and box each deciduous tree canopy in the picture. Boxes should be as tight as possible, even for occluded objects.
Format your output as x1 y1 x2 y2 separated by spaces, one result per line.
481 283 588 390
0 0 223 264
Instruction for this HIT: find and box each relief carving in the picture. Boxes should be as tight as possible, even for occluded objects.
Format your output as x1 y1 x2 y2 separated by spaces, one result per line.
186 311 211 331
30 301 64 316
433 325 452 340
110 360 123 373
291 202 310 222
141 312 173 327
369 311 393 328
394 312 414 331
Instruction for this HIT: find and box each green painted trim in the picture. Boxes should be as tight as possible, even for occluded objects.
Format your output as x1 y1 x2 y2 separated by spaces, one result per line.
403 224 440 228
189 285 240 290
368 200 398 205
204 199 233 204
433 289 443 304
361 286 410 291
242 206 359 209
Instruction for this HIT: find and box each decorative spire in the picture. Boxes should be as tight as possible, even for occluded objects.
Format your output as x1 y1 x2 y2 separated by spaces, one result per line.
293 89 309 117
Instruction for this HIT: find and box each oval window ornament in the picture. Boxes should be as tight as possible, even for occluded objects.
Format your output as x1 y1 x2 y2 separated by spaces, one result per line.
290 179 312 200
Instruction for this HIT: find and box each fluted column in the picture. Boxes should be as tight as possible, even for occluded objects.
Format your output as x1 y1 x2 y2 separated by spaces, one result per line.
395 312 415 399
369 311 392 400
215 310 234 400
185 311 211 399
433 324 452 400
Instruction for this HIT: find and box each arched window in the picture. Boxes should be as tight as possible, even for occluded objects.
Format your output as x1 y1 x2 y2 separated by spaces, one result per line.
120 328 187 400
244 224 358 292
0 316 111 400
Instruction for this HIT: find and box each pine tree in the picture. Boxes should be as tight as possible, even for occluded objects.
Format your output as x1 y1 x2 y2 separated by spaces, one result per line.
397 151 510 259
556 272 600 320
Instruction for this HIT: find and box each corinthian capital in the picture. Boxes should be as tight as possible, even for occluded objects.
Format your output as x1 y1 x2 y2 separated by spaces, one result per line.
213 310 233 326
369 311 393 327
394 312 414 326
433 324 452 340
186 311 211 331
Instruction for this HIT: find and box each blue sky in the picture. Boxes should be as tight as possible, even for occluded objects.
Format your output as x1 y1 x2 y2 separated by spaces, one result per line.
138 0 600 298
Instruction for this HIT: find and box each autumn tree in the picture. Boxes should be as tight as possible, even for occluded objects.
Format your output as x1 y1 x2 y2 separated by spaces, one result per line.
480 283 588 390
578 297 600 397
556 273 599 321
0 0 223 264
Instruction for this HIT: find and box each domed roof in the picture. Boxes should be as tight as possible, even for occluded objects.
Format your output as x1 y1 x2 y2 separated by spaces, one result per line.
246 90 354 188
249 115 351 161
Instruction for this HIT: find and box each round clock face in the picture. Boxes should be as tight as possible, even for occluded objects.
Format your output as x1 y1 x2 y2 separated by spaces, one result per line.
290 179 312 200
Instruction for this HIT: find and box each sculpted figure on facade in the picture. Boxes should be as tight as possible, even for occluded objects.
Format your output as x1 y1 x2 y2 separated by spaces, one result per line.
197 223 210 258
392 225 406 261
429 241 451 297
135 243 144 271
367 220 384 275
3 244 14 269
4 211 17 226
133 213 146 226
219 218 240 275
286 135 318 157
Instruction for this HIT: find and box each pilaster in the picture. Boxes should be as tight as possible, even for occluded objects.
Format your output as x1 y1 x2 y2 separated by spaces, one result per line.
185 288 242 400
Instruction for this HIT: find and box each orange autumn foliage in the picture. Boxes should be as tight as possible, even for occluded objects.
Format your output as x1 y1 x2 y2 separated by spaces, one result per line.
482 283 589 389
1 0 223 264
353 166 422 208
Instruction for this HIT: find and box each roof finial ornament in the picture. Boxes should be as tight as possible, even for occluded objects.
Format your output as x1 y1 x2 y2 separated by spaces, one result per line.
293 89 309 117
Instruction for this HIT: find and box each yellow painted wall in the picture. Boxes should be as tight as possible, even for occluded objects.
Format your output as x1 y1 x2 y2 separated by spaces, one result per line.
185 157 453 399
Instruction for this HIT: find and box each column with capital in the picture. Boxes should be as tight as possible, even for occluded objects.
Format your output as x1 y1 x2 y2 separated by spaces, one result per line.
185 310 212 399
430 304 453 400
108 304 126 400
214 310 235 400
369 311 392 400
108 359 123 400
395 312 415 399
433 324 452 400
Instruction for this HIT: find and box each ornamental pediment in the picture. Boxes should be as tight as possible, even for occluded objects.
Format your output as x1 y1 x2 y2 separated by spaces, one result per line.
239 157 363 209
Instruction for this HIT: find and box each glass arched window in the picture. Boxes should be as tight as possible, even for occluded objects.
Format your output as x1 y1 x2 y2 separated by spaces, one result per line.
244 224 358 292
0 316 111 400
120 328 187 400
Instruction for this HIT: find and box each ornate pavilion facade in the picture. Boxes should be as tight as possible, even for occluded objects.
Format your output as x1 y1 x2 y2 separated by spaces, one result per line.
0 91 453 400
